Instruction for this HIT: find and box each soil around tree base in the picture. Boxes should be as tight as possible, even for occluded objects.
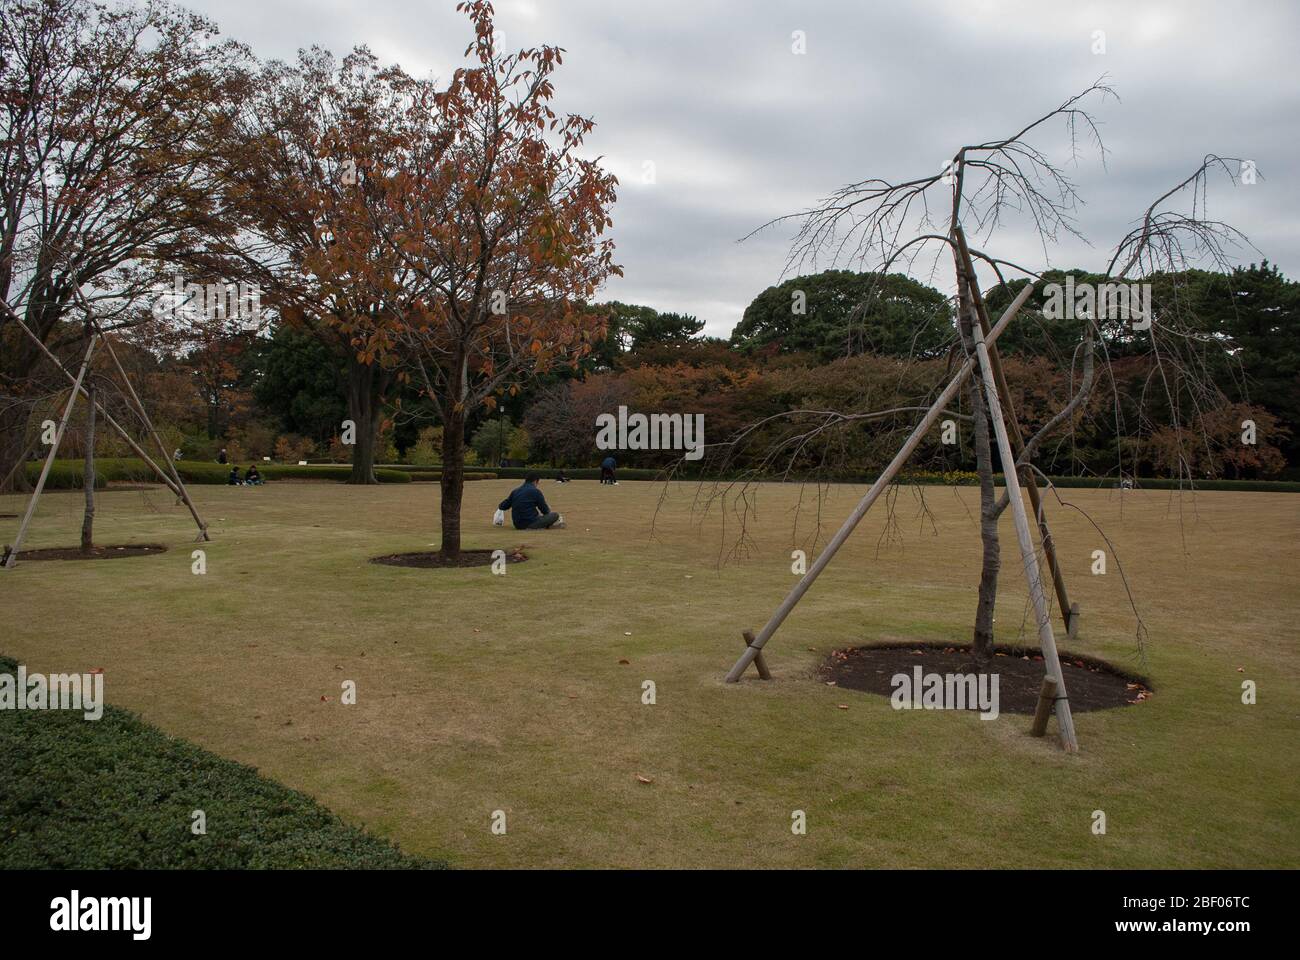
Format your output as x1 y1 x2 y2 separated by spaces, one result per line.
370 548 528 569
820 642 1152 713
5 544 168 562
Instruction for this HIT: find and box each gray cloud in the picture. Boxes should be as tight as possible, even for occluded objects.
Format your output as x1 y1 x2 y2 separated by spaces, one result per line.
193 0 1300 337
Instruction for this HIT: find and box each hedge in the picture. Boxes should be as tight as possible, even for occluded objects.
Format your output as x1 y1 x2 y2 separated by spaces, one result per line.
397 470 498 482
0 655 443 869
26 458 1299 493
382 464 662 482
27 459 413 488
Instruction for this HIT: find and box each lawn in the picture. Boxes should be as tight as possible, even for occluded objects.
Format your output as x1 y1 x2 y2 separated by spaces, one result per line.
1 478 1297 868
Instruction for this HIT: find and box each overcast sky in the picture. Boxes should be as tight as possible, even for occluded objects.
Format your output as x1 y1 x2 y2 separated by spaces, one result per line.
191 0 1299 338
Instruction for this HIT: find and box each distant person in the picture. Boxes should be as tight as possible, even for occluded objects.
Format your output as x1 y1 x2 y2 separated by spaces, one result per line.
498 473 564 530
554 469 571 483
600 455 617 485
217 448 228 465
245 464 262 485
173 448 183 461
227 466 241 485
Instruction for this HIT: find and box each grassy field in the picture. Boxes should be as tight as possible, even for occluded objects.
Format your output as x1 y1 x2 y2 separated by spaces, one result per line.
1 478 1297 868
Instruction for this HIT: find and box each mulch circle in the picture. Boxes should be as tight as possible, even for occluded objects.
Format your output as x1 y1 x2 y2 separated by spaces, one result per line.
370 548 528 569
8 543 168 562
820 642 1152 713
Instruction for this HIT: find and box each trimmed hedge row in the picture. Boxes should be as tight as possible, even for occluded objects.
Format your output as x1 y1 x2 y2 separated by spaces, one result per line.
382 462 1300 491
382 464 662 482
26 459 413 488
26 458 1298 493
0 655 443 869
398 470 498 482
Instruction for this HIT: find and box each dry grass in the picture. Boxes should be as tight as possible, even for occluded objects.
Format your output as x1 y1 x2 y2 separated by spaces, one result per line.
1 478 1297 867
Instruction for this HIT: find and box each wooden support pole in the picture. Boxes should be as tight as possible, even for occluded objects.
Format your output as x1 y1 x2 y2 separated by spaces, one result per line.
97 330 209 540
741 630 772 680
970 316 1078 752
3 335 97 568
1030 676 1058 737
953 227 1076 636
725 282 1037 683
8 313 191 508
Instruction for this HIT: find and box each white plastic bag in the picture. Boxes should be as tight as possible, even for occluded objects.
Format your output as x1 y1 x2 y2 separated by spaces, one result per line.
492 508 506 527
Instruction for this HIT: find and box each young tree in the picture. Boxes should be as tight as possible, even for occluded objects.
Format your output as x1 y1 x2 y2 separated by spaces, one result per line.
357 2 618 557
708 81 1255 664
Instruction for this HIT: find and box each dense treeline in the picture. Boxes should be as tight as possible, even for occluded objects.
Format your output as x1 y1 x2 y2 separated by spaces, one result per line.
21 262 1294 483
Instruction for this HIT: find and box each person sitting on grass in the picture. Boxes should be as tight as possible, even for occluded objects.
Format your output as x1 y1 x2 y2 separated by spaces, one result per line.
245 464 262 485
227 466 242 485
498 473 564 530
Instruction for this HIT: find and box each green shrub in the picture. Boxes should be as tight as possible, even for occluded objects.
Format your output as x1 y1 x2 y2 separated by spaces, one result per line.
259 463 411 483
0 655 443 869
385 464 662 482
23 461 108 489
27 459 413 486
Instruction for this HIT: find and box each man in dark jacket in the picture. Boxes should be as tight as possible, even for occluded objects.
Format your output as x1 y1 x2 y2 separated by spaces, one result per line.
499 474 564 530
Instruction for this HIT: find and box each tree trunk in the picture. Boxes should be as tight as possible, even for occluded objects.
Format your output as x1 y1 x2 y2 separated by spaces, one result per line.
346 357 384 484
439 404 467 559
957 272 1000 660
81 384 96 552
968 372 999 658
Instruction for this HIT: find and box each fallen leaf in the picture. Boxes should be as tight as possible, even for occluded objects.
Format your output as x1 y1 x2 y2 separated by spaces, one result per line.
837 704 849 710
623 631 632 636
618 659 630 665
636 774 653 784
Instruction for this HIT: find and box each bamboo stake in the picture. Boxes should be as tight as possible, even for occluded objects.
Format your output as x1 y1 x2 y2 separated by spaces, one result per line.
1030 677 1058 737
8 312 189 504
970 316 1078 751
3 336 97 568
741 630 772 680
953 227 1076 635
725 282 1037 683
97 330 209 540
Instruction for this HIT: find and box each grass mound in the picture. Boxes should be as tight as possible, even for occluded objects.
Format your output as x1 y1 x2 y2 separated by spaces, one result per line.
0 655 443 869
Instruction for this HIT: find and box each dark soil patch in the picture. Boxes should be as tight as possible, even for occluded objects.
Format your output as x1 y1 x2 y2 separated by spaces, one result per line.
821 642 1152 714
370 548 528 569
6 543 168 562
0 513 16 519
